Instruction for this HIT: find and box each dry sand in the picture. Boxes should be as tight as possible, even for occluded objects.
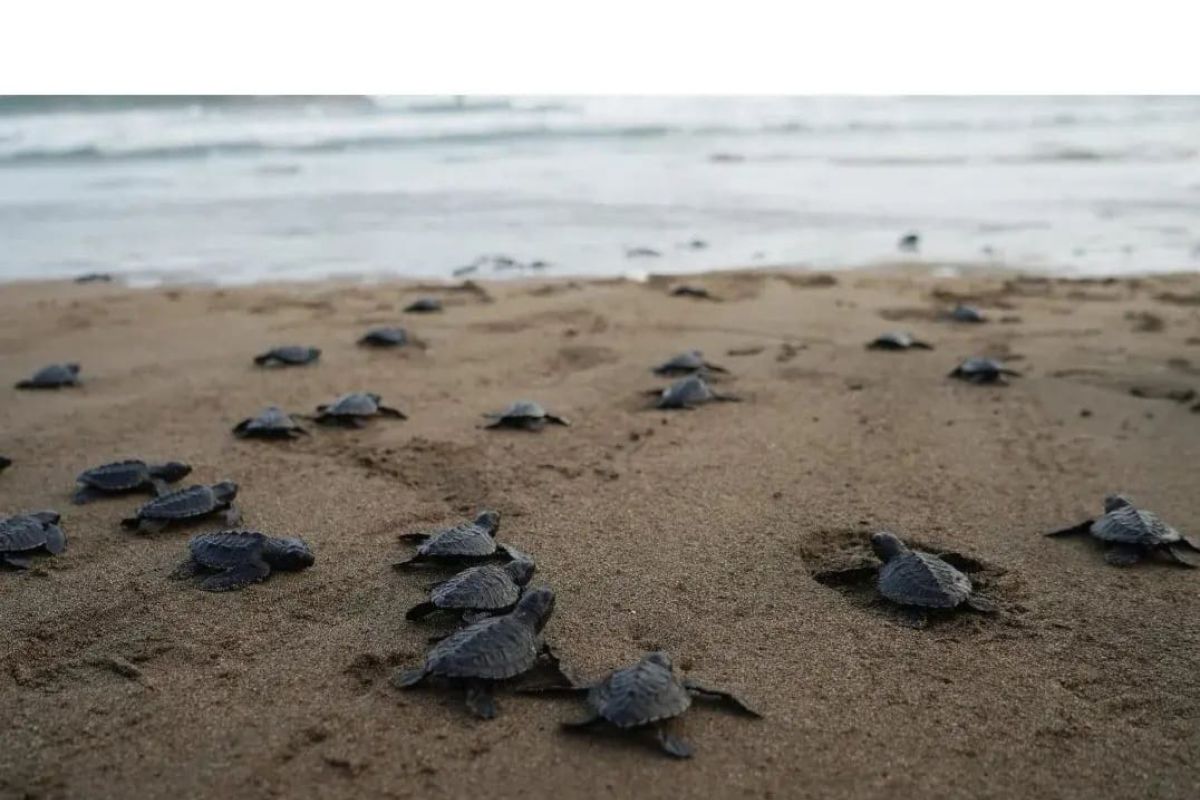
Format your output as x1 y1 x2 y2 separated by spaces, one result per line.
2 267 1199 799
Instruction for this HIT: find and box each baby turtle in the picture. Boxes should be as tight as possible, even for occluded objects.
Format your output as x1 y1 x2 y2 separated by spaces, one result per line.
15 363 80 389
529 651 760 759
404 297 443 313
394 511 503 569
253 346 320 367
867 331 933 351
406 546 536 621
1047 494 1200 567
73 459 192 504
652 350 729 377
0 456 11 473
653 375 740 409
314 392 406 427
392 587 566 719
484 400 569 431
0 511 66 569
871 532 995 627
670 285 714 300
233 406 308 439
949 357 1020 384
947 304 986 323
358 327 410 347
171 530 315 591
121 481 240 533
898 232 920 253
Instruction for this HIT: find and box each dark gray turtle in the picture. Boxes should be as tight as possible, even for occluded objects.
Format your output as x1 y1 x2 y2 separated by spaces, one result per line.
0 456 11 473
867 331 933 351
391 587 567 719
525 651 760 759
484 400 569 431
74 272 113 284
871 532 995 627
404 297 443 313
653 375 740 409
121 481 240 533
73 459 192 504
233 406 308 439
0 511 66 569
313 392 406 427
171 530 315 591
358 327 410 347
652 350 729 377
898 232 920 253
670 285 714 300
393 511 503 569
1047 494 1200 567
15 363 80 389
949 357 1020 384
254 345 320 367
947 304 986 323
626 247 662 258
406 546 536 621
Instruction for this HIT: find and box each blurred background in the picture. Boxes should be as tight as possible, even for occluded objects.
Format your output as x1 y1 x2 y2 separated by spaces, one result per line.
1 95 1197 285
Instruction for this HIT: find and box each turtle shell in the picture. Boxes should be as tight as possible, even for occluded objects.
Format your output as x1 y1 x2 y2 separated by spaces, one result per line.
658 375 716 408
654 351 709 375
497 400 549 420
405 298 443 313
587 652 692 728
136 484 221 521
422 606 541 680
952 357 1011 381
418 519 498 559
0 512 65 555
19 363 80 388
235 406 304 436
950 305 986 323
431 564 523 611
878 551 973 609
78 460 150 491
869 332 924 350
189 531 269 569
256 346 320 365
359 327 409 347
1091 499 1183 546
321 393 382 417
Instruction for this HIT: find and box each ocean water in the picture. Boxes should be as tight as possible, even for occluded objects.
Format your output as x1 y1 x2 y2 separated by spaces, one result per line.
0 95 1198 285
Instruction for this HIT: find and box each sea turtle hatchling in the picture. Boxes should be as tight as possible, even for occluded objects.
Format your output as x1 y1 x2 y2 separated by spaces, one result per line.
171 530 315 591
1047 494 1200 567
404 297 443 313
947 304 986 323
525 651 761 759
313 392 406 427
121 481 241 533
15 363 81 389
652 350 729 377
253 346 320 367
484 400 569 431
0 511 66 569
949 357 1020 384
233 406 308 439
870 532 996 627
867 331 933 351
652 375 740 409
0 456 11 473
391 587 567 719
393 511 505 569
73 459 192 504
358 327 410 347
669 285 714 300
406 546 536 621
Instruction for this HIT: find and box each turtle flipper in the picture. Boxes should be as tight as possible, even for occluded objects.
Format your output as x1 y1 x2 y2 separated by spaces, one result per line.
405 601 440 620
71 485 108 505
1163 544 1199 568
1046 520 1093 537
460 610 493 625
148 478 170 497
170 557 205 580
391 668 427 689
464 682 497 720
136 518 169 534
965 594 998 614
712 393 742 403
545 415 570 426
221 505 243 526
397 532 431 543
1104 544 1142 567
2 554 32 569
41 525 67 555
200 559 271 592
654 727 694 759
911 341 934 350
377 405 407 420
683 681 762 718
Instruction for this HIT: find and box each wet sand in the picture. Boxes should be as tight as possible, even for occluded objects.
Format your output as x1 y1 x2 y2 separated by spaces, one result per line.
2 267 1199 799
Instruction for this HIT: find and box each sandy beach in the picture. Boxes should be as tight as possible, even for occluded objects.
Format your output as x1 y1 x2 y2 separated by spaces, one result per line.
2 266 1199 800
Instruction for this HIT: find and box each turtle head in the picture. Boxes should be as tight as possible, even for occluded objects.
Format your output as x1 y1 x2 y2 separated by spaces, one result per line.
65 363 81 375
513 586 555 630
474 510 500 536
263 537 315 571
151 462 192 483
870 532 908 562
501 547 537 586
643 651 673 671
1103 494 1133 513
211 481 239 503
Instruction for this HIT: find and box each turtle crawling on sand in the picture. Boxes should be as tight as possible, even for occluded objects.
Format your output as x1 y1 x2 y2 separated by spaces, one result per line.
121 482 240 533
484 400 569 431
867 331 932 351
653 375 740 409
171 530 314 591
358 327 410 348
869 532 996 627
525 651 760 758
949 357 1020 384
393 511 505 569
73 459 192 504
0 456 11 473
313 392 406 427
392 587 568 719
254 346 320 367
1047 494 1200 567
669 285 714 300
0 511 66 569
947 304 986 323
652 350 728 377
15 363 80 389
405 297 443 313
406 546 536 621
233 406 308 439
